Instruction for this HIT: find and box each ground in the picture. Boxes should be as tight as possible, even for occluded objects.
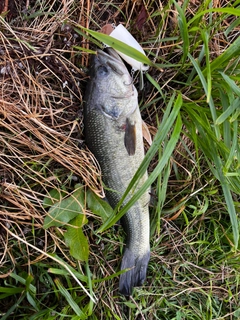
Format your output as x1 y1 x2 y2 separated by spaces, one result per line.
0 1 239 319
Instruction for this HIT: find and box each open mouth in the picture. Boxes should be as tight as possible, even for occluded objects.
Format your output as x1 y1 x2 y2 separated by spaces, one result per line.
97 48 127 75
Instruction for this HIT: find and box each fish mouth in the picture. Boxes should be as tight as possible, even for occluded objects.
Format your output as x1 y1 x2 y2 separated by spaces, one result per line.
96 48 129 76
95 49 134 97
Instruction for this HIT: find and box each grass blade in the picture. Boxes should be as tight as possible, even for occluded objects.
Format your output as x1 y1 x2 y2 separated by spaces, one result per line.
201 29 211 102
204 35 240 75
188 53 220 140
54 278 87 318
173 0 189 65
77 26 153 67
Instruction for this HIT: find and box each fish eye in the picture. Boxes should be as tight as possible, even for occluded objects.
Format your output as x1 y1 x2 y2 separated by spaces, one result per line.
97 65 108 76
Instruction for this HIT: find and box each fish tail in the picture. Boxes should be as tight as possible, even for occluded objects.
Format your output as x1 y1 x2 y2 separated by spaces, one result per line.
119 247 150 296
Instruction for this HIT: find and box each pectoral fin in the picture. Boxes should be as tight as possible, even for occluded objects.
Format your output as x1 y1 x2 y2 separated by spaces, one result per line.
124 118 136 156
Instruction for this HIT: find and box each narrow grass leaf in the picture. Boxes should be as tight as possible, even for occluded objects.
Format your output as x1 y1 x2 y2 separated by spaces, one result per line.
188 53 220 140
48 268 87 282
224 120 239 173
116 114 182 225
224 16 240 37
203 36 240 75
145 73 164 99
156 157 171 235
25 274 36 295
220 72 240 97
22 10 55 19
54 278 87 319
230 109 240 122
219 88 232 148
10 273 36 294
73 46 97 54
0 294 25 320
0 287 24 294
26 291 39 311
173 0 189 64
92 269 127 283
73 27 102 47
85 263 94 316
201 30 211 102
213 154 239 249
216 97 240 125
184 107 239 248
78 26 153 67
119 93 181 206
188 8 240 26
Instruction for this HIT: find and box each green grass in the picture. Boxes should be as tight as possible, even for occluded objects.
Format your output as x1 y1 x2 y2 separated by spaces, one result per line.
0 0 239 319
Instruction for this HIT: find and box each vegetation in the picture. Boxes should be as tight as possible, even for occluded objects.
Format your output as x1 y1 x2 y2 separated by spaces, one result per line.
0 0 239 319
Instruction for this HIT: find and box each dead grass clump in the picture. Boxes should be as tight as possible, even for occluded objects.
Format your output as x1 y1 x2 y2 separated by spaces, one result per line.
0 3 102 273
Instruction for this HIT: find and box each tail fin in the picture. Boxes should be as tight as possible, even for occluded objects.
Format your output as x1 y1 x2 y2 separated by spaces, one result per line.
119 248 150 296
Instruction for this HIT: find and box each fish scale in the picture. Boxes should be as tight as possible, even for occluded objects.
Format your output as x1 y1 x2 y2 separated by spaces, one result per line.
84 48 150 296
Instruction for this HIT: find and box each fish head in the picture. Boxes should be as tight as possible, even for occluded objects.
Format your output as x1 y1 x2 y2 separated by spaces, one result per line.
87 49 137 119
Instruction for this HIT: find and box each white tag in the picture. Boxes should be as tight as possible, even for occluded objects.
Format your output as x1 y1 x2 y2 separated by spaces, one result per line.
103 24 149 72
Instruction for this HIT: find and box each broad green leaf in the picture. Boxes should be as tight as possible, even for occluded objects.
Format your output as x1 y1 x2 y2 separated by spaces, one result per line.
43 188 63 208
86 189 113 222
43 187 85 229
64 215 89 262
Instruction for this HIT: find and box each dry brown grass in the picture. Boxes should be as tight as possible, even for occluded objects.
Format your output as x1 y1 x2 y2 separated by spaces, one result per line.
0 1 104 276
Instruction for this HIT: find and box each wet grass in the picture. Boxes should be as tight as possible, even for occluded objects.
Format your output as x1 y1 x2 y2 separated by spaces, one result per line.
0 0 239 319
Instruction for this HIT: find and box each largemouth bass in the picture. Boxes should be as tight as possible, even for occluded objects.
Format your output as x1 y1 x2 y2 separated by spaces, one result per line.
84 48 150 296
